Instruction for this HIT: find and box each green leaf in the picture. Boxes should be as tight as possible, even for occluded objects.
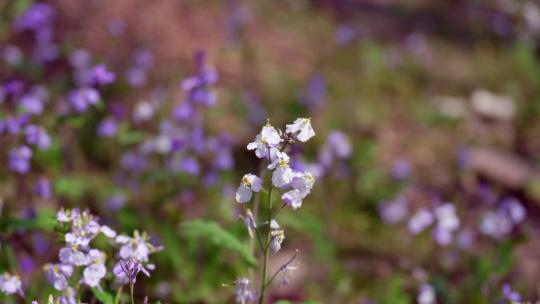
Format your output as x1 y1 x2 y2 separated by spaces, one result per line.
91 288 114 304
180 219 257 266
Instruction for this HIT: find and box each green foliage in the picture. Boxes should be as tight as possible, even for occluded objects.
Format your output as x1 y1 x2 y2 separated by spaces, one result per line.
180 219 257 266
91 288 114 304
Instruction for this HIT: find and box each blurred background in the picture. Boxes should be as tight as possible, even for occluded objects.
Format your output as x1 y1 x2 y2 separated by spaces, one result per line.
2 0 540 303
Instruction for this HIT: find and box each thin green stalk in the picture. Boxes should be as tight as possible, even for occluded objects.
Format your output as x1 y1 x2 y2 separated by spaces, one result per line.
258 185 273 304
114 285 124 304
130 283 135 304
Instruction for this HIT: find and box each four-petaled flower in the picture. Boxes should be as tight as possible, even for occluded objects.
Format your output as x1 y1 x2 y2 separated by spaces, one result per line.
286 118 315 142
236 174 263 203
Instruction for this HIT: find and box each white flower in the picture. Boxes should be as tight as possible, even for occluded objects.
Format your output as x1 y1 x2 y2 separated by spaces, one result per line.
270 229 285 253
281 171 315 209
247 123 282 159
44 264 73 291
286 118 315 142
0 273 22 295
100 225 117 238
282 189 303 209
59 245 88 266
82 263 106 288
291 171 315 197
269 151 293 188
116 231 161 263
235 174 263 203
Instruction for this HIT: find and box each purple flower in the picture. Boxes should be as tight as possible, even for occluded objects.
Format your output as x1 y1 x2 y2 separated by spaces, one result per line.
173 102 194 121
25 125 51 149
44 264 73 291
69 87 100 112
502 283 521 302
3 45 23 66
35 177 52 199
20 94 44 114
326 131 352 159
121 152 147 172
91 64 116 86
178 157 200 176
408 208 433 234
133 48 154 70
299 73 326 109
391 159 410 180
69 49 91 69
97 118 118 138
234 278 255 304
8 146 32 173
501 197 526 224
15 3 55 32
125 67 148 88
379 197 409 224
181 50 218 107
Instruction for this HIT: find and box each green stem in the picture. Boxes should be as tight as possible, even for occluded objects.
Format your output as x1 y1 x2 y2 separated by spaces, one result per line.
130 283 135 304
114 285 124 304
258 185 273 304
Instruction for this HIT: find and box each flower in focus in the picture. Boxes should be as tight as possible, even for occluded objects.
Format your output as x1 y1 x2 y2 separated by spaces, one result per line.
270 229 285 253
281 171 315 209
286 118 315 142
247 123 281 159
236 174 263 203
269 151 293 188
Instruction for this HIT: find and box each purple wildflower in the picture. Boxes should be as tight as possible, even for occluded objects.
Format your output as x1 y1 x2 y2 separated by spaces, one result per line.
97 118 118 138
91 64 116 86
25 125 51 149
8 146 32 173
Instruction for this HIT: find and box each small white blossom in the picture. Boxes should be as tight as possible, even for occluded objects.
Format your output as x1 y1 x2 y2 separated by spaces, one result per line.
81 250 106 288
100 225 117 238
0 273 23 296
247 123 281 159
281 171 315 209
235 174 263 203
286 118 315 142
269 152 293 188
59 245 88 266
44 264 73 291
270 229 285 253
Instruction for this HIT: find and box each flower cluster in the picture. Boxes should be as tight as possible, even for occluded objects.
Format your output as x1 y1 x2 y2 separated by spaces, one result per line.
233 118 316 302
44 209 116 300
39 208 161 302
